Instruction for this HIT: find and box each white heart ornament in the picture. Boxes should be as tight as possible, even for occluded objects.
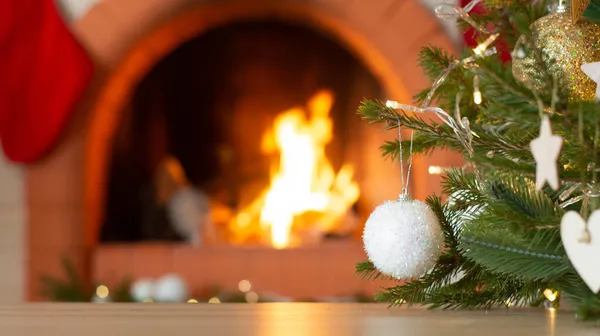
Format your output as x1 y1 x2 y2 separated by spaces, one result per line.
560 210 600 293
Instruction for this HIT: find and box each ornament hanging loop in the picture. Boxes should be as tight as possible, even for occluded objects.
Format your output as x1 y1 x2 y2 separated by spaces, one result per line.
398 190 412 202
395 116 415 197
555 0 567 13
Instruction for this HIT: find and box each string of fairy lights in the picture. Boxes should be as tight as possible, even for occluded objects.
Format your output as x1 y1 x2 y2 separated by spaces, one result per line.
92 279 264 304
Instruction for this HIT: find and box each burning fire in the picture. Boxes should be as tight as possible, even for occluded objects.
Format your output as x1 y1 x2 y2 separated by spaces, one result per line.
230 90 359 248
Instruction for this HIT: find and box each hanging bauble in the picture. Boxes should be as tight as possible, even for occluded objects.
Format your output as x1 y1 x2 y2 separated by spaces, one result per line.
362 195 443 279
130 278 155 302
153 274 189 303
512 12 600 101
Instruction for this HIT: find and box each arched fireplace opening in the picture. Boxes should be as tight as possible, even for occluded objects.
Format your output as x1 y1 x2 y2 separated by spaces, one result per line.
25 0 462 301
100 20 384 245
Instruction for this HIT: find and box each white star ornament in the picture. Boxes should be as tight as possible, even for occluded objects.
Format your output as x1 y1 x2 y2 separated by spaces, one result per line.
529 116 563 191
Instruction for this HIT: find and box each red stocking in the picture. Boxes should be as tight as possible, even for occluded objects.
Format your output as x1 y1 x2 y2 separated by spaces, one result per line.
0 0 93 163
460 0 512 63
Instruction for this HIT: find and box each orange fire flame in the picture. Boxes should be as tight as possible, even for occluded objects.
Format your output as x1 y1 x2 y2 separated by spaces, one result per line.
230 90 359 248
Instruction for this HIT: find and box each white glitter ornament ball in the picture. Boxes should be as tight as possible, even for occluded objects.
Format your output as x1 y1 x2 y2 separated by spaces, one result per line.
363 198 443 279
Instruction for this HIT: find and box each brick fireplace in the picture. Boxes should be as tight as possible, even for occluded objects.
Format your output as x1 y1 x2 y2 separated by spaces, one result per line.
26 0 463 301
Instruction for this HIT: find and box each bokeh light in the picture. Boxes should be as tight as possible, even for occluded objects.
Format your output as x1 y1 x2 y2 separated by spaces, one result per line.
238 280 252 292
96 285 109 299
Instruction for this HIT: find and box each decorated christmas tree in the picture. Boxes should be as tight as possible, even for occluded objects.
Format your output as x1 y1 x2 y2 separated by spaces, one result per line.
357 0 600 320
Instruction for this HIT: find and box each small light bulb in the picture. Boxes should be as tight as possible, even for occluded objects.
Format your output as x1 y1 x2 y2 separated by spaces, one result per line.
386 100 400 109
473 91 482 105
543 289 557 302
187 299 198 303
473 45 485 55
208 297 221 304
473 33 499 55
472 73 482 105
428 166 444 175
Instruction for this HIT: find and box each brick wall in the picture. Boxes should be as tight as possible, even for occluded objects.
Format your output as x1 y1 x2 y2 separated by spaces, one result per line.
56 0 461 43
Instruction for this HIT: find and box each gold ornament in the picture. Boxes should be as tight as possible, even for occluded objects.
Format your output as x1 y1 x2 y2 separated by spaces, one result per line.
571 0 591 23
512 12 600 101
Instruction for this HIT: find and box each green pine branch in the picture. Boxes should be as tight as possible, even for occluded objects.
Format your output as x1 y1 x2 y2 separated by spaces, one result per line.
358 100 535 163
40 256 90 302
558 271 600 320
459 237 568 281
355 261 394 281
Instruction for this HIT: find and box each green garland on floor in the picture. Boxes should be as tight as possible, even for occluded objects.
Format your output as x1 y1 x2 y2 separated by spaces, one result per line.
40 256 132 302
41 257 372 303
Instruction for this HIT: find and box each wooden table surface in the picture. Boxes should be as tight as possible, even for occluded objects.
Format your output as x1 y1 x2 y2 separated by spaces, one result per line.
0 303 597 336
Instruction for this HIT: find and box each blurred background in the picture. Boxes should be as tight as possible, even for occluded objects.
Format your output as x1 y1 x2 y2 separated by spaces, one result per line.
1 0 466 303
